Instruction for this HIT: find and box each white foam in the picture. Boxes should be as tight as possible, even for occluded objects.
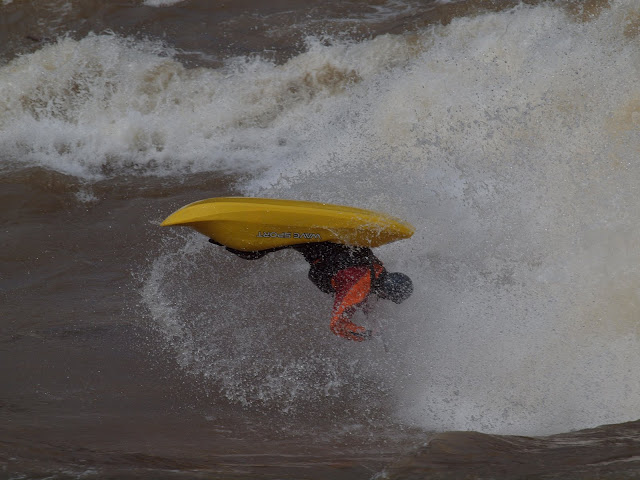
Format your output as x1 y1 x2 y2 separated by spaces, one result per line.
74 188 99 203
0 33 414 179
136 0 640 435
143 0 185 6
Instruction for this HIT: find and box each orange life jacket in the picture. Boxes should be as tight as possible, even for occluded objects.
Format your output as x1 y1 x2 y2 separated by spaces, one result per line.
329 264 384 341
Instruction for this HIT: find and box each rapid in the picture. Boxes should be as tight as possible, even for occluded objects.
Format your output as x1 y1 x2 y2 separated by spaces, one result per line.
3 0 640 478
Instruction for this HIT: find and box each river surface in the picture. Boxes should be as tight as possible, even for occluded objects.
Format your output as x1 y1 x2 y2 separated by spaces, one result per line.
3 0 640 478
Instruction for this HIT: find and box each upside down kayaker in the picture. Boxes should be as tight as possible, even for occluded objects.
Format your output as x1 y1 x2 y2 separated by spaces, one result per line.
211 240 413 342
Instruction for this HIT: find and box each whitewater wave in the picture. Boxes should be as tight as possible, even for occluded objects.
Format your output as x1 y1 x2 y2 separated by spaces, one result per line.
0 32 418 178
135 0 640 435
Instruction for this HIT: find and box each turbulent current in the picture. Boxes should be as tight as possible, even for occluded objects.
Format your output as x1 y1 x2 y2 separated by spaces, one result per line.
3 0 640 478
142 1 640 435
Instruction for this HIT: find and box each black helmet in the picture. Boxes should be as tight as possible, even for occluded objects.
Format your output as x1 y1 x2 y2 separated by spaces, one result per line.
376 272 413 304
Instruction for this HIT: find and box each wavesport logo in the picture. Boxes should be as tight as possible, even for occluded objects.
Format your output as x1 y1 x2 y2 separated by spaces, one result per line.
256 231 321 240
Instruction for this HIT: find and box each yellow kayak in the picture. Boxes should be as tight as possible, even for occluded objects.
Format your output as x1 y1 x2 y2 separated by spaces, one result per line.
161 197 415 251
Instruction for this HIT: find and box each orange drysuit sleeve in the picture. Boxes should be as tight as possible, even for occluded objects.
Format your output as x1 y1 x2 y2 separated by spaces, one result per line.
330 265 383 342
